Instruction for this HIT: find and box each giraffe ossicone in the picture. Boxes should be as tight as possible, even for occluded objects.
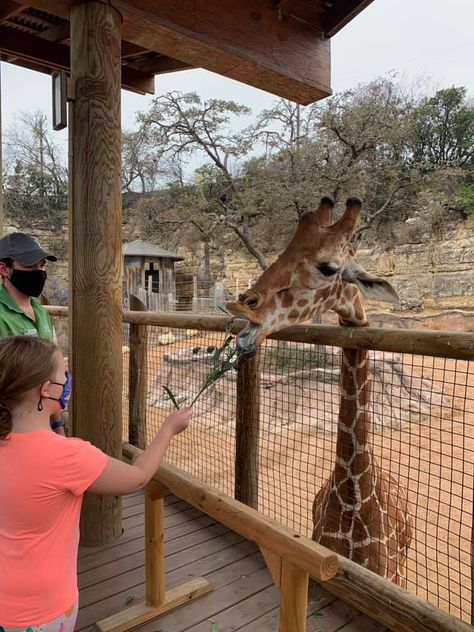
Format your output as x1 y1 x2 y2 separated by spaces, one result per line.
225 196 413 585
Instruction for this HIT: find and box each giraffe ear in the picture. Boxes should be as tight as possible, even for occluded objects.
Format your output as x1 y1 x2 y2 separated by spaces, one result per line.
342 265 399 304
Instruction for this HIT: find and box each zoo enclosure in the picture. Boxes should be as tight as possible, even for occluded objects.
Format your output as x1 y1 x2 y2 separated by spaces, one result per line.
48 307 474 631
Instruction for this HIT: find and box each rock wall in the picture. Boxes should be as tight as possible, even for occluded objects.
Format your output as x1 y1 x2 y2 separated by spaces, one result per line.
357 221 474 311
177 219 474 313
6 216 474 315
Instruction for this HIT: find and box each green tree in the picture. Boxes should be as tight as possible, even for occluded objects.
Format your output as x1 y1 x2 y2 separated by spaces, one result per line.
412 87 474 166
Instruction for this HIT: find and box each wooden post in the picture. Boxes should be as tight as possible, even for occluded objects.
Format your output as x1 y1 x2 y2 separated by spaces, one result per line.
235 351 260 508
129 295 148 449
96 480 212 632
145 482 165 607
279 560 309 632
69 1 123 545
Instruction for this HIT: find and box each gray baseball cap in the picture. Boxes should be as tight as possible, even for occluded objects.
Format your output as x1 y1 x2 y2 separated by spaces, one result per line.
0 232 57 265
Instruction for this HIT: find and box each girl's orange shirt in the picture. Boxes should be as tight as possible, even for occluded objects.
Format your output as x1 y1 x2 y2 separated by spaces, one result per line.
0 429 107 626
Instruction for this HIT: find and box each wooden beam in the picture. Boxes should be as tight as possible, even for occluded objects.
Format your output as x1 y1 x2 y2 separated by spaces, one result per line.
0 24 69 68
259 545 282 588
20 0 71 19
38 20 70 42
46 307 474 361
325 555 474 632
121 65 154 94
121 40 148 58
123 444 339 583
114 0 331 105
0 24 154 93
127 55 193 75
0 1 24 22
36 22 149 63
70 0 123 546
269 0 324 30
144 488 165 607
324 0 375 37
279 560 308 632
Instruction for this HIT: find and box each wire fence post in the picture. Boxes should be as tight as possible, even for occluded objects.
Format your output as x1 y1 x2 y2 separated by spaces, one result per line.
129 294 148 449
235 351 261 508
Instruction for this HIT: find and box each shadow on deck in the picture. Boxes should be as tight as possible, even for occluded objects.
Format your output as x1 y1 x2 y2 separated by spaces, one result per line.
77 492 386 632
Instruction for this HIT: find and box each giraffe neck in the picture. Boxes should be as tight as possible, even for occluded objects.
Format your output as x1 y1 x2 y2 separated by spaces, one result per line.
333 290 374 504
336 346 371 463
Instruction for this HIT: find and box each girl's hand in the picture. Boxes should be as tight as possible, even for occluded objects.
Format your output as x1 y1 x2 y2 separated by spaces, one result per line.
162 408 192 436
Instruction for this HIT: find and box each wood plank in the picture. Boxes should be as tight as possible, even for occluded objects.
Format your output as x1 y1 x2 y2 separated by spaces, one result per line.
79 531 245 608
336 612 386 631
237 581 338 631
134 566 273 632
306 598 361 632
78 513 219 560
0 23 154 94
184 584 279 632
96 577 213 632
114 0 331 105
126 56 193 75
79 522 231 581
122 505 204 531
76 542 260 629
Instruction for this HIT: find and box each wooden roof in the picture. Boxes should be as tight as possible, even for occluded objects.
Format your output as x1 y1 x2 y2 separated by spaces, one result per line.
123 239 183 260
0 0 374 104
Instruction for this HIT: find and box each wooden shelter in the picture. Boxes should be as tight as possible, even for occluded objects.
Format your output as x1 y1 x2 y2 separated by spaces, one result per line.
0 0 375 547
123 239 183 310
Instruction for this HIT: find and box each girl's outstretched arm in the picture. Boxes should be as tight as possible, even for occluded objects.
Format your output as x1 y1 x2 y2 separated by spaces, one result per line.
87 408 192 496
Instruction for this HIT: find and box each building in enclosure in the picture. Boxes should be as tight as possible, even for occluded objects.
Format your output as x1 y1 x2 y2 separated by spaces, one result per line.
123 239 183 311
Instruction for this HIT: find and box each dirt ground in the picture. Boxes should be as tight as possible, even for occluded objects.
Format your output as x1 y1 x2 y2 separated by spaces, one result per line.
122 331 474 623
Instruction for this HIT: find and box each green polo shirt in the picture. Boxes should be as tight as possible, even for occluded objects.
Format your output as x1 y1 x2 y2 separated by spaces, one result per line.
0 284 54 340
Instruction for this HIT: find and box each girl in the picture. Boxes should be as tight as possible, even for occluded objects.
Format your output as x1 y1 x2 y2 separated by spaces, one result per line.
0 335 192 631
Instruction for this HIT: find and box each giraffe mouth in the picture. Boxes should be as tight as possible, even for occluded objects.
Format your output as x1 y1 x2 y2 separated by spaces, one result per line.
236 323 261 357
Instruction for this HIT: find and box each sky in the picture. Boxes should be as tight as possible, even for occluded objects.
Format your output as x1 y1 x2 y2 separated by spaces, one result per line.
1 0 473 157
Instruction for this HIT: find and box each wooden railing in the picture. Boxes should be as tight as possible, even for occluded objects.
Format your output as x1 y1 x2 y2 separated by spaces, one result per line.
47 306 474 632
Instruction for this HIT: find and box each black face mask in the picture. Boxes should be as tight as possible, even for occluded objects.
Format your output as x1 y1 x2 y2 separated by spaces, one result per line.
9 269 47 298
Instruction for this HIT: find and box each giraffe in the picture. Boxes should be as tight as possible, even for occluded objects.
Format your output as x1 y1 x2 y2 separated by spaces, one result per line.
225 196 413 585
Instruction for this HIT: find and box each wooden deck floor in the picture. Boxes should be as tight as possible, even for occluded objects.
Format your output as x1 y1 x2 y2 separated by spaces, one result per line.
77 492 387 632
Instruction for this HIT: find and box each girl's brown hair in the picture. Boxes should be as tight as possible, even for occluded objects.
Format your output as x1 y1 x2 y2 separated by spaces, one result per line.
0 336 59 440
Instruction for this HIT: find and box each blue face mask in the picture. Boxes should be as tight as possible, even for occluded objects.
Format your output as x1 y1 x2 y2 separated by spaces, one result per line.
38 370 72 411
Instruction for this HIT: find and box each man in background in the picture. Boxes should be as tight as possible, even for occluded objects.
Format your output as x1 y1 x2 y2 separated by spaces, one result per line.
0 232 67 435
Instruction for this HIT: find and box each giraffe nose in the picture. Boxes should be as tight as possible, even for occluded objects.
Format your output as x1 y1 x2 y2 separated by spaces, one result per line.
236 323 261 355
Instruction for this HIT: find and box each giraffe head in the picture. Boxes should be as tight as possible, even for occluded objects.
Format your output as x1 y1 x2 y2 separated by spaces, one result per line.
225 197 398 354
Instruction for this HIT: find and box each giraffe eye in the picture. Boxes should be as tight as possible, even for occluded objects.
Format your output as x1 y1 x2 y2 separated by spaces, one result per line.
318 263 339 277
239 292 259 309
244 297 258 309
